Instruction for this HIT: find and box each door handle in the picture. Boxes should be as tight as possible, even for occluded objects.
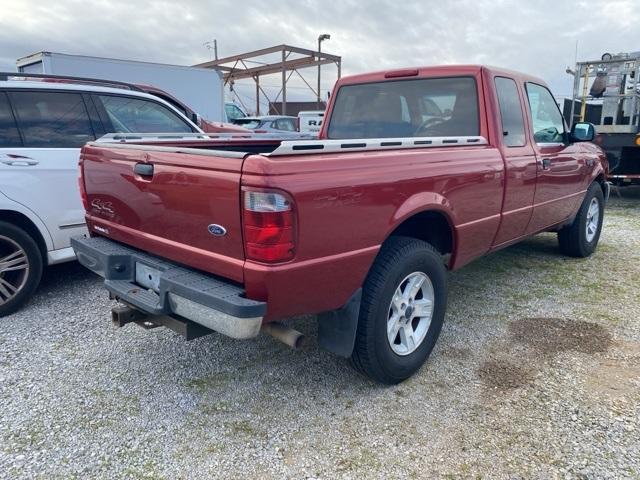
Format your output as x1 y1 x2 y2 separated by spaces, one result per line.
1 160 39 166
0 154 38 166
539 158 551 170
134 163 154 177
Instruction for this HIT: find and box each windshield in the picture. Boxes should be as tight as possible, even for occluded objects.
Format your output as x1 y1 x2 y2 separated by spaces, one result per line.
235 119 262 129
225 103 246 121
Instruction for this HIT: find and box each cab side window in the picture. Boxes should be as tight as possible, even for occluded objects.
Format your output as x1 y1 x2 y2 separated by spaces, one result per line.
9 91 95 148
0 93 22 147
495 77 526 147
96 95 194 133
525 83 565 144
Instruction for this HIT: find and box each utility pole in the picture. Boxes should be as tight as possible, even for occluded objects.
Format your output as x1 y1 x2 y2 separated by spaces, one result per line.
204 40 218 60
282 49 287 115
317 34 330 109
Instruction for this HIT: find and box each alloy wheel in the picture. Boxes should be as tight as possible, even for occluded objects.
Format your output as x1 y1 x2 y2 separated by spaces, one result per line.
387 272 435 356
0 236 29 306
585 197 600 243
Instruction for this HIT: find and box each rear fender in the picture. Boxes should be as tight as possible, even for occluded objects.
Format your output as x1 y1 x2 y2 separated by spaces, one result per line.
387 191 457 262
390 192 457 229
318 193 457 358
0 192 53 251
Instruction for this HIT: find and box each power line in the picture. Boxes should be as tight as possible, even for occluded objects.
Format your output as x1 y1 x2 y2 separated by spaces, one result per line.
230 83 333 91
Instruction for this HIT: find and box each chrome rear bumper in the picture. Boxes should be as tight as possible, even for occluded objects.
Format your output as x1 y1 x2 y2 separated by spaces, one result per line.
71 235 265 339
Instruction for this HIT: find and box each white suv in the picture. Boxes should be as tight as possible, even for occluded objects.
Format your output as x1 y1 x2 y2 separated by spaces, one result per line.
0 73 203 316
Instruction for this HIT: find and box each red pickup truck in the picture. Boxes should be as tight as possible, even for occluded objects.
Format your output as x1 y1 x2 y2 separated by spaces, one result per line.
72 65 609 384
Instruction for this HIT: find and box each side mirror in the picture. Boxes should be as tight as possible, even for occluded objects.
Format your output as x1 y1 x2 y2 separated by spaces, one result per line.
193 113 202 127
570 122 595 142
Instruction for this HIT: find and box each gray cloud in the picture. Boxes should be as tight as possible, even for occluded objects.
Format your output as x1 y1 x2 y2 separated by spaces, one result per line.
1 0 639 110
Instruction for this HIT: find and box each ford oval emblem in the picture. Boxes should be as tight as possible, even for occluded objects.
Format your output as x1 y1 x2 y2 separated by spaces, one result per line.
208 224 227 236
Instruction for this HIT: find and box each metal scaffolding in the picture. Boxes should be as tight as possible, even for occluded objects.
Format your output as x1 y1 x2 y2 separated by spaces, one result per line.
193 44 341 115
568 53 640 133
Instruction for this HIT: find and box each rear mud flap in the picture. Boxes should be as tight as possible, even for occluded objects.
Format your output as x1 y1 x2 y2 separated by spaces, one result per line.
318 288 362 357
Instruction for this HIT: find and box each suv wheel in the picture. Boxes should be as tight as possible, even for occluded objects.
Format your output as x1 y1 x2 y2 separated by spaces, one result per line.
351 236 447 384
0 221 43 317
558 183 605 257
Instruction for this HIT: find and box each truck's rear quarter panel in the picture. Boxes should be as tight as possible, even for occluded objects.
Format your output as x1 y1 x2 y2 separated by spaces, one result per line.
242 145 504 318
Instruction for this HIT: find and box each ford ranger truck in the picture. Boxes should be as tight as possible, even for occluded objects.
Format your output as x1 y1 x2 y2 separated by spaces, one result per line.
71 65 609 384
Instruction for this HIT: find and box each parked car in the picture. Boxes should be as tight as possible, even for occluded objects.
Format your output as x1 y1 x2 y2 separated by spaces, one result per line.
139 85 250 133
233 115 299 133
0 72 204 316
72 65 609 384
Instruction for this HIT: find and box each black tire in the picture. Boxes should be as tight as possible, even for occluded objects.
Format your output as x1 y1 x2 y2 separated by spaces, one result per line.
558 183 605 258
351 236 447 384
0 221 43 317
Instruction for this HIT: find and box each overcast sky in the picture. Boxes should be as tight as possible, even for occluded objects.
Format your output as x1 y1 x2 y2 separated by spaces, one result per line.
1 0 639 112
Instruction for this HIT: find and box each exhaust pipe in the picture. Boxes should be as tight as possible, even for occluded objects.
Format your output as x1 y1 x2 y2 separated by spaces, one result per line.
262 322 306 349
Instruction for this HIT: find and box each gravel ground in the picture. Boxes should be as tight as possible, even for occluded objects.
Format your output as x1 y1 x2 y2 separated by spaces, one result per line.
1 189 639 479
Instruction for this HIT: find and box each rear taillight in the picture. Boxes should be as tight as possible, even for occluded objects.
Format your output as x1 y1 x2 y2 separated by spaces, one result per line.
78 164 89 211
243 190 295 263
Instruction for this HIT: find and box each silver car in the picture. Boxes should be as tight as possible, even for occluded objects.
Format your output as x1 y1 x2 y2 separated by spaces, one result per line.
233 115 300 134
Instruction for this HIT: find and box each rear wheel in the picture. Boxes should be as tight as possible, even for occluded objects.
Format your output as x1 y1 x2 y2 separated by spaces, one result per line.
351 237 447 384
0 221 43 317
558 183 604 257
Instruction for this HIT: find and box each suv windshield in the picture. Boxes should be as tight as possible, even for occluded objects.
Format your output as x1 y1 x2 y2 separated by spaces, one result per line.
327 76 479 139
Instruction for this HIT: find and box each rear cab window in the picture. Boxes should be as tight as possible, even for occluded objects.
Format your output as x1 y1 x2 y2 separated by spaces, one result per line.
94 95 195 134
494 77 526 147
327 76 479 139
8 90 96 148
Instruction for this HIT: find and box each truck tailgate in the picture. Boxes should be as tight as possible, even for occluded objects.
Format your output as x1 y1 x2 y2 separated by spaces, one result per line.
80 143 247 282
